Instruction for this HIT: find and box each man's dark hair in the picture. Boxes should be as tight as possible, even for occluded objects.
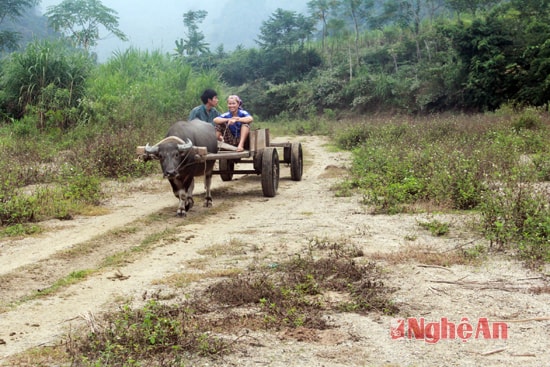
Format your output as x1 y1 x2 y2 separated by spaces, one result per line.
200 89 217 104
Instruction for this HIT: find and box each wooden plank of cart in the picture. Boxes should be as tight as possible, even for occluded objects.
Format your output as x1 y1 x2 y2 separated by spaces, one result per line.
197 128 303 197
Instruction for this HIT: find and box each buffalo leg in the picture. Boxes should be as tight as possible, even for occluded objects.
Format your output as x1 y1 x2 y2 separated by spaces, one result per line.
185 179 195 212
175 188 188 217
204 173 213 207
169 179 188 217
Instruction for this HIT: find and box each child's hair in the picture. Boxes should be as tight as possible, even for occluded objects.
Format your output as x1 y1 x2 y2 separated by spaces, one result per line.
228 95 243 109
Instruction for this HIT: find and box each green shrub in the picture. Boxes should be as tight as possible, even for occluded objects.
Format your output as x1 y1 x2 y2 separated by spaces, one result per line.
61 167 102 205
9 116 37 137
532 153 550 181
0 223 42 238
480 182 550 262
0 194 36 225
418 219 450 236
462 244 487 261
242 80 307 120
335 125 372 150
512 109 542 132
69 300 226 365
333 179 354 197
446 152 485 210
519 210 550 263
347 113 549 217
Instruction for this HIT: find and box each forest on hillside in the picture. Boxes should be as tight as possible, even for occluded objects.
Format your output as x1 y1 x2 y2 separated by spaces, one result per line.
0 0 549 126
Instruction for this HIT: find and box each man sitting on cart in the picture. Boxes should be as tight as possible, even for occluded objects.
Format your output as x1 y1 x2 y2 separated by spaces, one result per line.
189 89 223 141
213 95 253 152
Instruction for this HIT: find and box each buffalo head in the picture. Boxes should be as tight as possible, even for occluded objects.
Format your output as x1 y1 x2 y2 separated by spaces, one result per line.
145 137 194 178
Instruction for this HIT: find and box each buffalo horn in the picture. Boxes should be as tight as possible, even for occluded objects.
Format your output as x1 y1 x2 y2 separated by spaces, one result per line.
177 138 193 151
157 136 187 145
144 143 159 154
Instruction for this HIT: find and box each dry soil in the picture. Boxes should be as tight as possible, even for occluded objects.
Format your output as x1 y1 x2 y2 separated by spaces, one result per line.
0 135 549 366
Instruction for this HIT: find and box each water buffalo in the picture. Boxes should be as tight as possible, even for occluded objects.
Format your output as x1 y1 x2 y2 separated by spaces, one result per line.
144 119 218 217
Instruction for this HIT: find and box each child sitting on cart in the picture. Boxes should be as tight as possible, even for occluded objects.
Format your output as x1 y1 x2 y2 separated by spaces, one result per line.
213 95 253 152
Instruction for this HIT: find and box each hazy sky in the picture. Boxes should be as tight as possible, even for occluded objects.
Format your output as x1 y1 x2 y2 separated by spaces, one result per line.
38 0 309 62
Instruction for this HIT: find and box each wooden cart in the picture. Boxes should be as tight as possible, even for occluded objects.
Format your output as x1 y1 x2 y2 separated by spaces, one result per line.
197 128 303 197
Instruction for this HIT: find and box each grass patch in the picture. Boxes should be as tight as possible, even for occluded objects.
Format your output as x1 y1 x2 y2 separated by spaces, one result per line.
417 219 450 236
76 205 111 217
65 242 397 365
99 228 178 268
197 238 249 257
3 344 70 367
141 228 178 248
26 270 94 299
67 300 229 366
156 268 243 288
0 223 43 238
370 244 487 267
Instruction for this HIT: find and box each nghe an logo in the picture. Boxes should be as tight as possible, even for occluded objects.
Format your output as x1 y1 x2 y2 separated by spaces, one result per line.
390 317 508 344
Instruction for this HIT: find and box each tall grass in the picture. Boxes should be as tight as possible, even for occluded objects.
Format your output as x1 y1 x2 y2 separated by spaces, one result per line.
85 48 195 125
0 39 93 130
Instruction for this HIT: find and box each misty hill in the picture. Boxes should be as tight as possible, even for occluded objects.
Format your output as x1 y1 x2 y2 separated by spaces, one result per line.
38 0 309 62
204 0 309 50
0 6 58 52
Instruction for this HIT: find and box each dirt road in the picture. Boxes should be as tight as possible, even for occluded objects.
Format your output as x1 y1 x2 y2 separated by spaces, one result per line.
0 135 549 366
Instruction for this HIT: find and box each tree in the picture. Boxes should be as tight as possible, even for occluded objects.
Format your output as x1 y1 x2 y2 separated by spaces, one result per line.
174 10 209 58
256 8 315 51
445 0 501 19
0 0 39 51
444 15 518 110
498 0 550 107
509 0 549 18
425 0 447 24
254 8 319 83
335 0 375 71
308 0 338 53
45 0 127 51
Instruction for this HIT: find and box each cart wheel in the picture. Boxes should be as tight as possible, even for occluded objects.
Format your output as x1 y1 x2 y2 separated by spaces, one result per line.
290 142 303 181
261 147 279 197
283 146 291 164
219 159 234 181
